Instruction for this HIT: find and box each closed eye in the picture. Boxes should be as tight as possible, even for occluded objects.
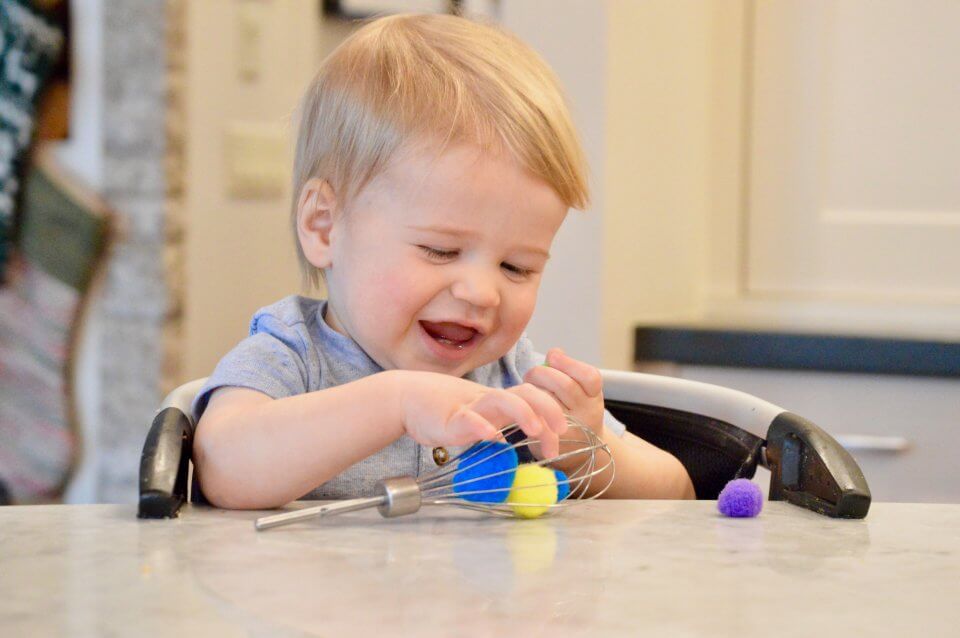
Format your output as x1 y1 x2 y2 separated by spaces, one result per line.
418 245 458 260
419 245 535 279
501 262 534 278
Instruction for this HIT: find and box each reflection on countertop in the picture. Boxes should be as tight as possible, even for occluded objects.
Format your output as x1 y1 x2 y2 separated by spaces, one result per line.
1 501 957 637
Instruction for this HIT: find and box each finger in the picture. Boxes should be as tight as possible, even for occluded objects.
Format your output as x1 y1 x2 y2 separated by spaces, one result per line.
445 407 499 446
469 390 543 439
544 348 603 397
508 382 568 436
538 425 560 460
522 367 570 411
523 364 587 411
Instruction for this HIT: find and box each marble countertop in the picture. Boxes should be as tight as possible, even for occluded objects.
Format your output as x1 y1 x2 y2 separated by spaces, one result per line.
2 501 958 637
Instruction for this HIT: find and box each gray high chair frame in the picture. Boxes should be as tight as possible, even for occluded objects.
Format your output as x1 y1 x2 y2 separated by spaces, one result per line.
137 371 872 520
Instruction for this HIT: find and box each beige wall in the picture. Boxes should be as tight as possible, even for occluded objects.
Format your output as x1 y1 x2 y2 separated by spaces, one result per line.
182 1 325 382
499 1 606 366
602 1 729 369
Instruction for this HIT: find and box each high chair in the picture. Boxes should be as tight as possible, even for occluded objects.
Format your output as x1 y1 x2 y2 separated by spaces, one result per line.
137 371 871 519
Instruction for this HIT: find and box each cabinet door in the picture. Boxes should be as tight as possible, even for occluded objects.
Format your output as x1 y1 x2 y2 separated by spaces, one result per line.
747 0 960 302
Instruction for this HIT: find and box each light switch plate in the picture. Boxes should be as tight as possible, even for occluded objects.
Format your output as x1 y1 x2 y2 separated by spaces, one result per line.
236 1 264 82
224 121 289 200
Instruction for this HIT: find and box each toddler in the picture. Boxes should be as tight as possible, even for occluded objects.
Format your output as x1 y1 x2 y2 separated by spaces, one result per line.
193 13 695 509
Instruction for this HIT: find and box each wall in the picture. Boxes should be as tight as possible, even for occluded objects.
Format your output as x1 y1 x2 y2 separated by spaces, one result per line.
499 1 605 366
505 2 734 371
59 0 172 503
182 1 321 382
602 1 720 370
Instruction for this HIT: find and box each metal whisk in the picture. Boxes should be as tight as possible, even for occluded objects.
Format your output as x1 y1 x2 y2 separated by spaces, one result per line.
254 417 615 530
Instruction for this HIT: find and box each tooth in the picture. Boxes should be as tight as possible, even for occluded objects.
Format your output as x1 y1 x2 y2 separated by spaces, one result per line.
436 337 465 349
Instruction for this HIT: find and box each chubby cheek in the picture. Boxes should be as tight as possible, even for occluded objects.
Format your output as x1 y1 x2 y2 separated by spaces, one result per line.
496 286 538 343
363 266 428 333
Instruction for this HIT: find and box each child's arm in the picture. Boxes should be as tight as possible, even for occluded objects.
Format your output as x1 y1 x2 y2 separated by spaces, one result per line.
594 429 696 499
194 370 568 509
523 348 696 499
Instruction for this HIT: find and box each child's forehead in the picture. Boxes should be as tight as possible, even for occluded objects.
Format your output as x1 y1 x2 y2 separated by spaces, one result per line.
350 142 566 250
372 141 541 206
335 136 568 248
391 139 509 181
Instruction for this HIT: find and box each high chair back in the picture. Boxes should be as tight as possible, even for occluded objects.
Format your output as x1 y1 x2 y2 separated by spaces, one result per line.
138 371 871 519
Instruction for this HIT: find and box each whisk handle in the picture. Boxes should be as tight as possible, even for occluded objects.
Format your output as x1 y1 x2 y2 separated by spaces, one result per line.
377 476 422 517
254 496 384 530
254 476 423 530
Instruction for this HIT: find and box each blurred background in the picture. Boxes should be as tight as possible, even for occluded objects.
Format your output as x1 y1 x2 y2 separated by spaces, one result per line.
0 0 957 506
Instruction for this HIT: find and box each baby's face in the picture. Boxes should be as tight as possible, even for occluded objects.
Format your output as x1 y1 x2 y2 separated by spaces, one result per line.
322 142 567 377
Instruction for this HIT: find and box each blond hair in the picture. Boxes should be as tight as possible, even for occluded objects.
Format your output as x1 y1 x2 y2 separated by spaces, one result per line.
292 13 589 288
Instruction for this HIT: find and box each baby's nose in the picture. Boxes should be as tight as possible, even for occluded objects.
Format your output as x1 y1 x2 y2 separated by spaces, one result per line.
451 267 500 308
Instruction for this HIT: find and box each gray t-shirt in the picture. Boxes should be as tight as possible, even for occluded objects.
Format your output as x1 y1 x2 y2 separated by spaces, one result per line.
193 295 624 499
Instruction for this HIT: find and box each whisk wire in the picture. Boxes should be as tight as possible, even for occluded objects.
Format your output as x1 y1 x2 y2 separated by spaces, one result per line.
254 416 615 530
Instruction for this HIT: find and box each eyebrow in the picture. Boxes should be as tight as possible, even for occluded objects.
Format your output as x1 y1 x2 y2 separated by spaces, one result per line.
405 224 551 258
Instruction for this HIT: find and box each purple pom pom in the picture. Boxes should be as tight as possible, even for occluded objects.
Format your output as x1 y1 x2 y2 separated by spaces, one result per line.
717 479 763 518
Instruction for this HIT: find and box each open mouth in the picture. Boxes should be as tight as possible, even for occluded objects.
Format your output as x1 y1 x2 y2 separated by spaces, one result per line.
419 320 481 350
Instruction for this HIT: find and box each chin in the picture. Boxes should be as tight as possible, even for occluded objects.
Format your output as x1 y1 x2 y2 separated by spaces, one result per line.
430 361 472 377
416 357 477 378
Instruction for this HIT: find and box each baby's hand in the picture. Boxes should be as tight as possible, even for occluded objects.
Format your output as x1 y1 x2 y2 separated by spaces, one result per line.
523 348 605 438
397 371 568 459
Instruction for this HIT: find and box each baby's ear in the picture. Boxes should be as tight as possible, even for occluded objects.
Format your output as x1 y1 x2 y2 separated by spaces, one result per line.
296 178 338 269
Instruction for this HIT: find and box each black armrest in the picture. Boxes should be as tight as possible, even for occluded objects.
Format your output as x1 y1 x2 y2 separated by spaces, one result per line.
766 412 871 519
137 407 194 519
606 399 764 499
606 398 872 519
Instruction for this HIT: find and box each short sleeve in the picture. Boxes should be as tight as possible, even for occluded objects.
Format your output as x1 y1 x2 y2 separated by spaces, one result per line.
191 308 313 421
603 410 627 438
511 333 546 383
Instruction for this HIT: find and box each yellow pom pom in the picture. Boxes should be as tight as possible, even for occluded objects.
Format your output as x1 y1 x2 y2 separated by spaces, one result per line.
507 464 558 519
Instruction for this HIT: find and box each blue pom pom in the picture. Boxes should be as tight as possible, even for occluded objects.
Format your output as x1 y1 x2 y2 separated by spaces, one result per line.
554 469 570 501
453 441 518 503
717 478 763 518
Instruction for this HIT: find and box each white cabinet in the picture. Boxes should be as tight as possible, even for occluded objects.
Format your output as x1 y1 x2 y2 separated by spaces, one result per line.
746 0 960 301
682 0 960 346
